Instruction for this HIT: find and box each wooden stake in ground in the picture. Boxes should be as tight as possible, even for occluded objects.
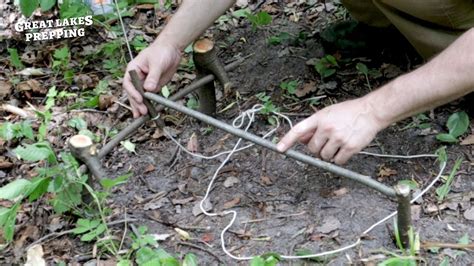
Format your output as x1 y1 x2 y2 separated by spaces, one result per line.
193 38 232 115
395 183 412 248
69 134 105 180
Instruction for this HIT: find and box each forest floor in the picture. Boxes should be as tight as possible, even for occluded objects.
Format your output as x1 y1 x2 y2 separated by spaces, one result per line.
0 0 473 265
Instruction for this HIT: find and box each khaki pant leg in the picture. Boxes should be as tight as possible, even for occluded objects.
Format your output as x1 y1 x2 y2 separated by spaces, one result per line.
341 0 391 27
373 0 474 59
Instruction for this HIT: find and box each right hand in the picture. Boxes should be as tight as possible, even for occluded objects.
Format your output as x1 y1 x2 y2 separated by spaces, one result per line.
123 41 182 117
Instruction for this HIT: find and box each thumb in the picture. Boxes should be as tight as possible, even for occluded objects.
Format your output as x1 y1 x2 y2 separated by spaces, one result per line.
143 64 162 91
277 115 318 152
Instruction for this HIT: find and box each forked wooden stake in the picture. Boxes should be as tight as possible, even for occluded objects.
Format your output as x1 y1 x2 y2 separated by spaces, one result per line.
395 183 412 248
193 38 232 115
69 134 105 180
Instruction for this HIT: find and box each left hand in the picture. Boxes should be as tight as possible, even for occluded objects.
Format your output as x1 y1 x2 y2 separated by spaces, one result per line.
276 98 386 165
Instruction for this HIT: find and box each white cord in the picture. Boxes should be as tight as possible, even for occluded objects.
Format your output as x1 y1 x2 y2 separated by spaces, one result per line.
165 104 447 261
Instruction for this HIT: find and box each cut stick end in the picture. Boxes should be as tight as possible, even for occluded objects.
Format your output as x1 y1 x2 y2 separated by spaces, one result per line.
193 38 214 54
395 183 411 197
69 134 93 148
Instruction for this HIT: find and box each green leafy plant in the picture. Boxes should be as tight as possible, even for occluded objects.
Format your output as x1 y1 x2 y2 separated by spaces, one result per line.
436 158 462 202
0 121 35 141
186 96 199 110
250 253 280 266
356 62 372 90
378 221 419 266
280 80 299 95
400 113 431 131
315 55 339 80
7 48 24 69
268 32 291 45
131 36 148 52
52 46 74 84
436 112 470 143
71 80 109 109
245 11 272 30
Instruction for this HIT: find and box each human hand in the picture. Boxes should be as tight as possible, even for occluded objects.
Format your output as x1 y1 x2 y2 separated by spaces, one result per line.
123 41 182 117
276 98 386 165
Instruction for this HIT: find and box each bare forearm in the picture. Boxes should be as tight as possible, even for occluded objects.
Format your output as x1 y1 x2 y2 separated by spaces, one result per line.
366 29 474 127
155 0 235 50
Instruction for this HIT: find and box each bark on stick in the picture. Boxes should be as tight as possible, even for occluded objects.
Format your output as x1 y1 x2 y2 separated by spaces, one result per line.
69 134 105 180
395 183 412 248
193 38 232 115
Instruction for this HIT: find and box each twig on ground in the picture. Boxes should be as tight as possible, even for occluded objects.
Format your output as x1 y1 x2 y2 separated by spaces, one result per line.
177 241 223 264
241 211 306 224
421 242 474 250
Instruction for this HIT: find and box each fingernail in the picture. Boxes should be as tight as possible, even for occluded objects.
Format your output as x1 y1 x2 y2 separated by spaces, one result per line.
144 82 154 91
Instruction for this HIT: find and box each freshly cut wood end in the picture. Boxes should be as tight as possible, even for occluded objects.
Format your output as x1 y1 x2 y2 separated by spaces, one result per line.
69 135 93 148
193 38 214 53
395 183 411 196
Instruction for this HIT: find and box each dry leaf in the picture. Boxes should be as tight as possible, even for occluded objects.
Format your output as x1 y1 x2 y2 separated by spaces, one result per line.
260 175 273 186
223 176 240 188
186 133 199 153
0 80 12 99
25 245 46 266
152 128 165 139
17 79 43 94
205 134 231 153
201 233 214 243
464 207 474 221
143 164 156 174
152 233 171 241
316 216 340 234
171 197 194 205
461 134 474 145
295 81 317 98
332 187 348 197
99 95 117 110
223 197 241 209
192 198 212 216
0 157 13 169
377 165 397 178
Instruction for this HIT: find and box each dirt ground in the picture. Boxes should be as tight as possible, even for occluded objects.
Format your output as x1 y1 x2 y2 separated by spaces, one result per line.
1 1 474 265
102 13 473 266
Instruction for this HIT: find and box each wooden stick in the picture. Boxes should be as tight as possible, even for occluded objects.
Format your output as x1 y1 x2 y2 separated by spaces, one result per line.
98 58 244 159
421 242 474 250
69 135 105 180
395 184 412 248
193 38 232 115
128 70 165 128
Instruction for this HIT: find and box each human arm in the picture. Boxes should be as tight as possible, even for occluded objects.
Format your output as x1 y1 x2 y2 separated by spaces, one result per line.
123 0 236 117
277 28 474 164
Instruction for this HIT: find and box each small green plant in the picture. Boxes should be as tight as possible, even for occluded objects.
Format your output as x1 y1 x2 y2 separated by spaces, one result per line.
315 55 338 80
400 113 431 131
71 80 109 109
0 120 35 141
436 112 470 143
7 48 24 69
378 221 419 266
436 157 462 202
186 95 199 110
356 62 372 90
245 11 272 30
52 46 74 84
256 93 280 126
268 32 291 45
279 80 299 95
250 253 280 266
131 36 148 52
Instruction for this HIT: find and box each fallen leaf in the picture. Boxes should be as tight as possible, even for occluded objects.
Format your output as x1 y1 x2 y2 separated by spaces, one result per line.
0 157 13 169
186 133 199 153
316 216 340 234
192 198 212 216
377 165 397 179
152 128 165 139
205 134 231 153
120 140 136 154
223 197 241 209
16 68 47 76
175 228 191 240
332 187 348 197
461 134 474 145
223 176 240 188
99 95 117 110
295 81 317 98
17 79 43 93
143 164 156 174
25 245 46 266
260 175 273 186
201 233 214 243
0 80 12 99
463 207 474 221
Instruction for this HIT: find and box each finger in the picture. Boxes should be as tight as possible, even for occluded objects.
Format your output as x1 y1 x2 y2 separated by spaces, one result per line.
144 64 162 92
299 132 314 145
129 98 141 118
333 147 356 165
319 138 341 162
277 116 319 152
123 73 144 104
307 130 328 157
